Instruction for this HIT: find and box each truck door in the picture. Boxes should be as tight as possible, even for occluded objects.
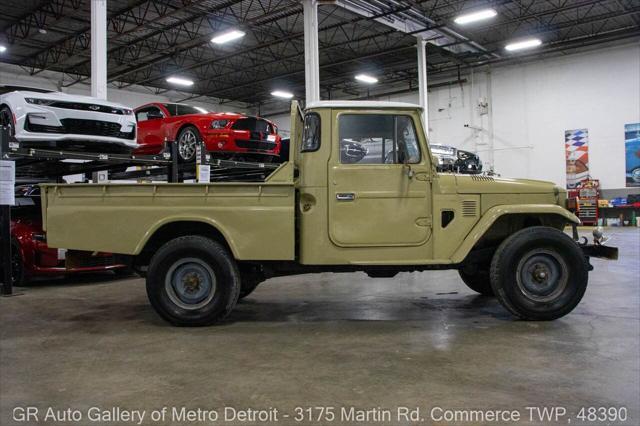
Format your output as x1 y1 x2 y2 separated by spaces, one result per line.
328 112 432 247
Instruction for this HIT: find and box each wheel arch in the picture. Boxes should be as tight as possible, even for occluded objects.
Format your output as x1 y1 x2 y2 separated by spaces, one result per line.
134 219 237 269
452 204 580 264
174 121 202 141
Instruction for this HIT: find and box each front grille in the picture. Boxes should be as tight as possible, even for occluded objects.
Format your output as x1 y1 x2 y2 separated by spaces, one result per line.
61 118 134 139
235 139 277 151
25 120 65 133
25 116 135 139
49 101 128 115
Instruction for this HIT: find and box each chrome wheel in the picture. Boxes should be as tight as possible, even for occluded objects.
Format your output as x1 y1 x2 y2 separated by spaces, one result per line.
632 168 640 183
177 128 198 161
516 249 568 303
164 258 216 310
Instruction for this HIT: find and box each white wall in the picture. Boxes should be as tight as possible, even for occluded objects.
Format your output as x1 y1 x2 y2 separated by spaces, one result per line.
269 42 640 189
0 62 248 113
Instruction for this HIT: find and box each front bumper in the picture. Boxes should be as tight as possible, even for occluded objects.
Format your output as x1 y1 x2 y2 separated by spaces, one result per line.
581 244 619 260
14 105 138 149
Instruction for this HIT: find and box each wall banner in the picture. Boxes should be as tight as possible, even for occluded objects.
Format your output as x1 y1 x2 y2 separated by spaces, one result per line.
565 128 589 189
625 123 640 187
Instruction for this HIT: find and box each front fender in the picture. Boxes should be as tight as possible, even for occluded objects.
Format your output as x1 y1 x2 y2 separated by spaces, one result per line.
450 204 580 264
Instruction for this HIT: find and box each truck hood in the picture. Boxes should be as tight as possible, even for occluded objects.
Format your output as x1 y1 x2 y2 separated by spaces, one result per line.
454 175 559 194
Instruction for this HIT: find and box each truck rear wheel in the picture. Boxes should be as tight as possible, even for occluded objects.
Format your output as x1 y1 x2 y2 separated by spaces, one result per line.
146 236 240 326
458 268 493 296
490 226 588 320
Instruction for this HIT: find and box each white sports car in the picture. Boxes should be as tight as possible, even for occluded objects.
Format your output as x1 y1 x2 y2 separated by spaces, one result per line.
0 85 137 152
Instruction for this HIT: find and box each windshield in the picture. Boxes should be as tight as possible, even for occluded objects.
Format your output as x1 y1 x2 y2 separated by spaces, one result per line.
163 103 208 116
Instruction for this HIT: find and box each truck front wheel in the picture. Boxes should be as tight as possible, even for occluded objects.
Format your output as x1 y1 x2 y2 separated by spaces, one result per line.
146 236 241 326
490 226 588 320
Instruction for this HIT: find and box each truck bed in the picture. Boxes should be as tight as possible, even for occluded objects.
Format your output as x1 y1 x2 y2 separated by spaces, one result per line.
41 182 296 261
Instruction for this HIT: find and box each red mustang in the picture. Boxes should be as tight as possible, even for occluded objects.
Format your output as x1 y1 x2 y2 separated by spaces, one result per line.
134 103 282 162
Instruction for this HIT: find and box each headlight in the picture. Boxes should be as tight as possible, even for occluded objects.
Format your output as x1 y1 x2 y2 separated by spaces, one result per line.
123 109 133 115
211 119 228 129
25 98 55 106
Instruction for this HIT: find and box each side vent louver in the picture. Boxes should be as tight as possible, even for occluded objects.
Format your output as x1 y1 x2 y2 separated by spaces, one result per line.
461 200 478 217
471 175 495 182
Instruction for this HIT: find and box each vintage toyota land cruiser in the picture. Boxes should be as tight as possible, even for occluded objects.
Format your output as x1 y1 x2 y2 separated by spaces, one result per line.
40 101 617 326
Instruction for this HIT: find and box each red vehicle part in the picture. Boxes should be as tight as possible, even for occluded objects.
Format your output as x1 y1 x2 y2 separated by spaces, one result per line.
133 103 281 162
10 205 128 286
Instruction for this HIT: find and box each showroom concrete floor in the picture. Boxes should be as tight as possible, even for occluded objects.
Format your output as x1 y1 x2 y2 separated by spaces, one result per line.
1 228 638 425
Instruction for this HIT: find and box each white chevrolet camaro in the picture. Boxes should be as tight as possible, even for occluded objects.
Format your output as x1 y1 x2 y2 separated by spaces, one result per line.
0 85 138 152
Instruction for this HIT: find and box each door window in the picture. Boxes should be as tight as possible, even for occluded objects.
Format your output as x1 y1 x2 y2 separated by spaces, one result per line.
338 114 421 164
136 106 163 122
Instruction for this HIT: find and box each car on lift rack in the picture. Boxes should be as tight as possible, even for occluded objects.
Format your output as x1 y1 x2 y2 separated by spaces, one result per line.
0 85 137 153
133 102 282 162
5 185 131 286
431 143 483 173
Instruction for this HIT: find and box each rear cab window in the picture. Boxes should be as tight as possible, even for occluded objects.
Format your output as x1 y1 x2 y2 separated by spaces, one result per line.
300 113 320 152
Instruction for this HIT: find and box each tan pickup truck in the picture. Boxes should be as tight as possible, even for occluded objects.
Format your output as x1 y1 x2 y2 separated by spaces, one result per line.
41 101 617 326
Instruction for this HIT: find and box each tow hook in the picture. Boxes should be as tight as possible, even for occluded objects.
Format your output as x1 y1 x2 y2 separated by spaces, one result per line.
572 223 619 261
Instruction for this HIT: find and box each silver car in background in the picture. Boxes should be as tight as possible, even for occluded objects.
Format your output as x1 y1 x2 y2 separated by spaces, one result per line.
0 85 137 153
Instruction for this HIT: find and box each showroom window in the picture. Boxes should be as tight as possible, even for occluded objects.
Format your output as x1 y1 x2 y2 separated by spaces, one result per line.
301 113 320 152
338 114 421 164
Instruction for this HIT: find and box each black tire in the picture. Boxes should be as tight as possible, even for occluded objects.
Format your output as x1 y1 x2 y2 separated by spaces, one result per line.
0 106 16 139
146 236 240 326
490 226 588 320
11 240 25 286
176 125 202 163
458 268 494 296
0 240 25 287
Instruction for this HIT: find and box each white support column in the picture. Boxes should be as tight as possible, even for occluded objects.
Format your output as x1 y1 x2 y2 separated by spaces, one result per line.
416 37 429 136
91 0 108 100
303 0 320 104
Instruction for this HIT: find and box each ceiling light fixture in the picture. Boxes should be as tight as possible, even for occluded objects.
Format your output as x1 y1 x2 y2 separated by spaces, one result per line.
166 77 194 86
355 74 378 84
211 29 245 44
271 90 294 99
0 45 6 53
454 9 497 25
505 38 542 51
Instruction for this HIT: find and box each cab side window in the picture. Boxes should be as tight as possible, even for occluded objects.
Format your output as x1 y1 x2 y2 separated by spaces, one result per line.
301 113 320 152
136 106 163 122
338 114 421 164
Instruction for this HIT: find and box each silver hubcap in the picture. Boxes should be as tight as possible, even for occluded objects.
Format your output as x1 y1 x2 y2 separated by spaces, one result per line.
516 249 568 302
632 168 640 183
165 258 216 310
178 130 198 161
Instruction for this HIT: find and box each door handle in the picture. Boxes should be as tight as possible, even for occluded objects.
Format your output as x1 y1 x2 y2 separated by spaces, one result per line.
336 193 355 201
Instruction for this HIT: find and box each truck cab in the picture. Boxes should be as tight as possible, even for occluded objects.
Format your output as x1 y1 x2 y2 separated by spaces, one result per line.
41 101 617 326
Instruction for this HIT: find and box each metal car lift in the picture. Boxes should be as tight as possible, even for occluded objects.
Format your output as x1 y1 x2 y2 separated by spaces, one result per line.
0 129 279 296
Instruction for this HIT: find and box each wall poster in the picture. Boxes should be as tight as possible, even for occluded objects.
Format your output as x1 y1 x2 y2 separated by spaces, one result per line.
565 128 589 189
625 123 640 187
